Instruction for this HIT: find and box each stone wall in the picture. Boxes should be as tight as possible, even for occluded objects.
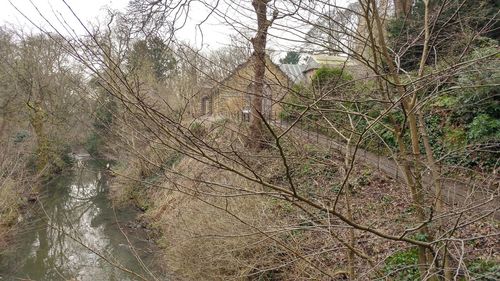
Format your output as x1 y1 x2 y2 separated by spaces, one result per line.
212 56 291 121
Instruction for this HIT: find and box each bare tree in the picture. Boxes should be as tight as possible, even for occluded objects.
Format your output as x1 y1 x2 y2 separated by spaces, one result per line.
248 0 278 149
6 0 498 280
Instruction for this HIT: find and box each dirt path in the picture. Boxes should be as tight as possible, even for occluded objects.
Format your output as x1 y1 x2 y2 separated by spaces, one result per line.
273 121 500 220
199 115 498 219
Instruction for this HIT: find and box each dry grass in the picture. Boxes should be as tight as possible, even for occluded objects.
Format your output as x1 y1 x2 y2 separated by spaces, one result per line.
0 140 35 250
108 121 500 280
109 163 142 208
145 156 336 280
0 178 20 248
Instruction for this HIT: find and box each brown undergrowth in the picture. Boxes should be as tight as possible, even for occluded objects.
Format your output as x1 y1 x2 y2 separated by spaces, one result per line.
109 121 499 280
0 179 21 249
0 138 38 250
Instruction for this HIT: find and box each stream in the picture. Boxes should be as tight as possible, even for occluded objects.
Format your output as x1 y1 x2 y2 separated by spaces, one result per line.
0 159 164 280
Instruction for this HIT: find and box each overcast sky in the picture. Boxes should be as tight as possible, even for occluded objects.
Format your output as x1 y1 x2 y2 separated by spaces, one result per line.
0 0 350 53
0 0 127 30
0 0 240 50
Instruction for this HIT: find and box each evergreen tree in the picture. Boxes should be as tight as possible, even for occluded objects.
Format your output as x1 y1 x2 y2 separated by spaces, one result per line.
279 51 301 64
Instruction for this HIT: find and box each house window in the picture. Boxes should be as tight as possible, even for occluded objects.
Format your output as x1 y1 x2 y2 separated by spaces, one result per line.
243 84 253 122
201 96 212 115
244 82 272 122
262 85 272 120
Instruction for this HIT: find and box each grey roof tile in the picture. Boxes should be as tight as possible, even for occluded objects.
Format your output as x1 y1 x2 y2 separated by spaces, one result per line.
279 64 306 84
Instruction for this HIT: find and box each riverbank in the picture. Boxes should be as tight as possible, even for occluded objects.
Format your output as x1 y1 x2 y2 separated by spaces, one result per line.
0 149 76 251
0 139 84 251
0 160 165 280
0 142 38 250
0 179 25 249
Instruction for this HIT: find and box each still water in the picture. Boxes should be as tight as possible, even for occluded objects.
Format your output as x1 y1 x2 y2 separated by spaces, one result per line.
0 161 163 280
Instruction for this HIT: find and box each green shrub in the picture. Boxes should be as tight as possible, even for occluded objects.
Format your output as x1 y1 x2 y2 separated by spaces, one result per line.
311 66 353 90
444 127 467 150
468 259 500 281
280 84 307 121
384 248 420 281
467 114 500 142
387 1 499 70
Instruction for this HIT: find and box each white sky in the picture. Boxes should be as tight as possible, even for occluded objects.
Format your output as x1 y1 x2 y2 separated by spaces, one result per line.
0 0 237 50
0 0 350 53
0 0 127 30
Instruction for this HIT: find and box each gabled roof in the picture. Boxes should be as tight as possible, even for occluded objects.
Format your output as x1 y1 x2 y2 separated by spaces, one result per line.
279 64 306 84
216 54 293 88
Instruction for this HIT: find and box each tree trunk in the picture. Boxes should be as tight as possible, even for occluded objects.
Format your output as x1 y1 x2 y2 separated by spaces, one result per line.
394 0 412 18
344 133 356 279
29 79 50 175
248 0 275 149
368 0 438 279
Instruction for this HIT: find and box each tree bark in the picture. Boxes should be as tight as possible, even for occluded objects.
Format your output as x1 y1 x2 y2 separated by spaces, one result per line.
249 0 276 149
344 133 356 279
394 0 412 18
368 0 438 279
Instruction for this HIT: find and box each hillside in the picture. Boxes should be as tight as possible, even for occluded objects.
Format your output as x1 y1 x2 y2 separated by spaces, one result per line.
108 119 499 280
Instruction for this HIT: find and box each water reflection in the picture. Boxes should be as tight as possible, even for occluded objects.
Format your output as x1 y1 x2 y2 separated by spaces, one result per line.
0 161 161 280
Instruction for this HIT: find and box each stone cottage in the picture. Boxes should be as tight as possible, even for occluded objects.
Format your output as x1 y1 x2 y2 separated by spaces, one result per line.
197 55 293 121
196 54 369 120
